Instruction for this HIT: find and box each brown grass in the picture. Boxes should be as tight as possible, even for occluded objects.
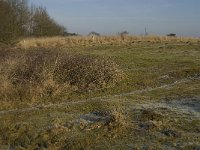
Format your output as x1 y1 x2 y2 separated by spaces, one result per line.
17 35 200 49
0 47 124 105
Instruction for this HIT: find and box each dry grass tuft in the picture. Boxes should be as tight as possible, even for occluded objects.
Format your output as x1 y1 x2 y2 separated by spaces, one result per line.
0 47 124 105
55 54 124 92
109 108 127 127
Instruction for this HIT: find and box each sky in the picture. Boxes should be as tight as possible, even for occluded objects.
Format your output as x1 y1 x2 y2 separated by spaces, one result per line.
29 0 200 37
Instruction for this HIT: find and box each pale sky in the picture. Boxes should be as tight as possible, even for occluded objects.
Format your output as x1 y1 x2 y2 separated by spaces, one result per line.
30 0 200 37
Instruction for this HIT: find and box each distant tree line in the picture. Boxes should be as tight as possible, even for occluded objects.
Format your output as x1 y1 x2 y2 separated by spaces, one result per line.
0 0 66 43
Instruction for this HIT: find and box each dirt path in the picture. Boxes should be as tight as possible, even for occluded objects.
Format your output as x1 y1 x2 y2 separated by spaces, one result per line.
0 77 199 116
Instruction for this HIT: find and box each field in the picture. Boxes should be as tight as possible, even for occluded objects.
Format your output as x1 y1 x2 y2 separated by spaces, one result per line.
0 36 200 149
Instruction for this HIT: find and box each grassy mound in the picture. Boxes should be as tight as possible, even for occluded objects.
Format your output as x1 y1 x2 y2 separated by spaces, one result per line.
0 47 124 104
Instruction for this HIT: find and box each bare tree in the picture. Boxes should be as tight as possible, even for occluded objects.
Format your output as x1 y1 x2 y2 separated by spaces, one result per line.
7 0 30 35
32 6 66 37
0 0 66 42
0 0 15 42
0 0 30 42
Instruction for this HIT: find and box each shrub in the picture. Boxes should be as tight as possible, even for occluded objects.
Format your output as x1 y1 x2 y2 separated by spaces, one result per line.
55 54 124 92
2 49 65 100
0 47 124 103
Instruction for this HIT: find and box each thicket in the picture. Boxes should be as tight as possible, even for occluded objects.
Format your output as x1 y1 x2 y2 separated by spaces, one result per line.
0 0 66 43
0 47 124 104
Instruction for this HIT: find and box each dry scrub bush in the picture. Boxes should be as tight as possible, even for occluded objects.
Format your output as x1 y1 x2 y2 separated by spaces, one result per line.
55 54 124 92
0 49 72 102
0 47 124 103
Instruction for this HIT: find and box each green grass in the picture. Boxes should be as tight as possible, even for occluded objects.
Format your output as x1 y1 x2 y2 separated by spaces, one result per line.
0 38 200 149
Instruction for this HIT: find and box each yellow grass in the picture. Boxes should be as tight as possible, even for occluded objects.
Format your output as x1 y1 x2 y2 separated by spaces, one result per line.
17 35 200 49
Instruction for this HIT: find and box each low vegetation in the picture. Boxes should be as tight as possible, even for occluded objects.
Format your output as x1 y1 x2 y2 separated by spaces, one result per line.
0 46 124 108
0 36 200 149
17 35 200 49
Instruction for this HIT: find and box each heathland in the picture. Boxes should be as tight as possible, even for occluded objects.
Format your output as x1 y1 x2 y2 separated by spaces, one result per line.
0 36 200 149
